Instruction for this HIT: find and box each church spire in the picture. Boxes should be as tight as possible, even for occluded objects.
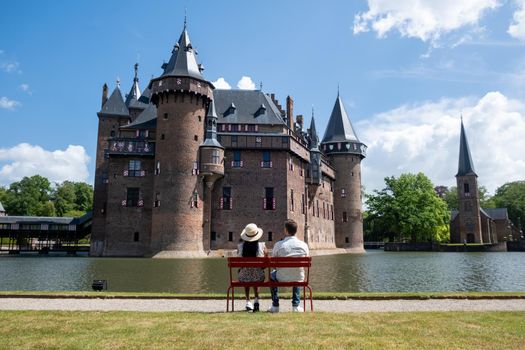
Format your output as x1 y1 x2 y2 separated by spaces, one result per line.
125 63 141 107
160 18 203 80
456 117 477 177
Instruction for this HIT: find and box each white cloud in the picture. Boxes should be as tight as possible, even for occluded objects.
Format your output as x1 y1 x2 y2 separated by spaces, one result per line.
236 76 256 90
0 144 90 185
212 77 231 89
19 83 31 95
0 97 21 110
508 0 525 40
0 61 20 73
357 91 525 194
353 0 500 46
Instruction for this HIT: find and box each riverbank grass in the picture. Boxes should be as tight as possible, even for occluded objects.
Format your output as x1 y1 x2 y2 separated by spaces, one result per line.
0 311 524 349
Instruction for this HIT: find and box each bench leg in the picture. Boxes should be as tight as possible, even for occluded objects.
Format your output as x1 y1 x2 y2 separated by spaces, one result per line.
303 286 306 311
226 286 231 312
232 287 235 312
307 286 313 312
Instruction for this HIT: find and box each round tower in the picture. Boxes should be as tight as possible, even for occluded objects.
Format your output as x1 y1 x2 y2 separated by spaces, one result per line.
149 23 214 256
321 94 367 252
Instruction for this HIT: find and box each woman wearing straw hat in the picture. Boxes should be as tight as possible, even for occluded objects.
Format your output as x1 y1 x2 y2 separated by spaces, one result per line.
238 223 268 312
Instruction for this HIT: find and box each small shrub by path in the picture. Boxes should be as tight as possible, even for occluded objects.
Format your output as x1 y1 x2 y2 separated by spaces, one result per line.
0 311 524 350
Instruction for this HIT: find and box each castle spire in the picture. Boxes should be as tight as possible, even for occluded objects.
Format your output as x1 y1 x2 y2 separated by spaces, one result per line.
309 108 320 151
201 97 223 148
322 94 360 144
456 117 477 177
125 63 142 107
99 80 129 116
160 18 203 80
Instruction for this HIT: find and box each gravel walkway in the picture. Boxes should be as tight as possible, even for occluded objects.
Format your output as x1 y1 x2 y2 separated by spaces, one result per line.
1 298 525 313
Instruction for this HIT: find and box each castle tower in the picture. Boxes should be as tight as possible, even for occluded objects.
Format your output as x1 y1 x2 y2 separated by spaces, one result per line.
91 80 130 256
149 21 214 256
456 118 483 243
321 93 366 252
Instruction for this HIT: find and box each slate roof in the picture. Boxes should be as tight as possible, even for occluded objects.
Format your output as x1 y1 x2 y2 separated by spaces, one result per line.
0 212 92 225
483 208 509 220
214 90 286 125
456 119 477 176
129 84 151 110
161 24 203 80
322 95 360 143
450 208 509 222
125 63 141 107
201 98 223 148
122 103 157 129
99 85 129 116
308 115 320 151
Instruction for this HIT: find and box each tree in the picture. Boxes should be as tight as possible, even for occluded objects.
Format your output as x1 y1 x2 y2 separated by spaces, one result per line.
492 181 525 229
3 175 53 216
53 181 93 216
366 173 450 243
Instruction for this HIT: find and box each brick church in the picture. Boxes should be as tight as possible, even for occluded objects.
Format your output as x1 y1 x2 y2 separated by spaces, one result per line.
90 20 367 257
450 119 521 243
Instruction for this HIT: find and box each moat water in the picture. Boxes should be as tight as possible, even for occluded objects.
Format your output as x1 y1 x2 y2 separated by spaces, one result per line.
1 250 524 293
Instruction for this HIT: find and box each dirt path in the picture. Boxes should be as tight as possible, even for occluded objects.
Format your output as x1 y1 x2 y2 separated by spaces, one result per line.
1 298 525 313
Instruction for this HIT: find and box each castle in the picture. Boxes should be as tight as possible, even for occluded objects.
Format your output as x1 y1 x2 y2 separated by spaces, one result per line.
450 119 521 243
90 20 366 257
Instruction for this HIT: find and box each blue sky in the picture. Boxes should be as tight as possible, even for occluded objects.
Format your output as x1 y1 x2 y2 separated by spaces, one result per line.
1 0 525 193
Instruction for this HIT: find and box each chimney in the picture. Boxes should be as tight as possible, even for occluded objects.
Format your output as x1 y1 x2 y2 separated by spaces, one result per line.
102 83 108 107
296 114 303 131
286 96 294 128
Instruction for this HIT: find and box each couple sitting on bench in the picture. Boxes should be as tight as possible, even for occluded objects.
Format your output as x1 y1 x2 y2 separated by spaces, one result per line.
237 219 309 313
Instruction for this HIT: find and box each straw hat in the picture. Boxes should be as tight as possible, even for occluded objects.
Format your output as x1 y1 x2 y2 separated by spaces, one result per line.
240 223 263 242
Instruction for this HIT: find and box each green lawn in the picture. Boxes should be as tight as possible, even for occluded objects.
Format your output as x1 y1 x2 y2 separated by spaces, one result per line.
0 311 523 349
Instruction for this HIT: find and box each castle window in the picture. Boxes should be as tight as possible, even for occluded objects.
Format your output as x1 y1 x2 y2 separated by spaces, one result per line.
221 187 232 210
126 160 143 177
317 200 320 217
163 113 168 120
341 188 347 198
264 187 275 210
198 116 202 122
330 180 333 192
155 161 160 175
300 166 304 177
139 130 147 138
464 183 470 194
228 232 233 242
192 161 199 175
345 237 349 243
231 135 238 147
291 190 295 212
133 232 139 242
211 150 220 164
289 157 294 171
161 134 165 140
247 124 256 132
126 188 140 207
301 193 305 214
154 192 160 208
191 190 199 208
343 211 348 222
261 151 272 168
323 202 326 219
268 231 273 242
331 205 334 220
231 151 243 168
194 135 198 141
231 124 239 132
211 232 217 241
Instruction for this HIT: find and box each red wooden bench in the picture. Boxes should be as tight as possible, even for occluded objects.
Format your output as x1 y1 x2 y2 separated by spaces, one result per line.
226 256 313 312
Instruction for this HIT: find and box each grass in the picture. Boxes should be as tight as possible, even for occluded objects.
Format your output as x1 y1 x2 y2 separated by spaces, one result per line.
0 311 524 349
1 290 525 300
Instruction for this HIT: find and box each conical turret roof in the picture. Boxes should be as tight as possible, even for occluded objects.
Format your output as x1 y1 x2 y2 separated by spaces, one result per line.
161 22 203 80
456 118 477 177
99 81 129 116
309 113 320 151
322 94 360 143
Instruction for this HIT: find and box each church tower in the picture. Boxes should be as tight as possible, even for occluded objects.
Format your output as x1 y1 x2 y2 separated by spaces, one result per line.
321 93 367 252
149 20 214 256
456 118 483 243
